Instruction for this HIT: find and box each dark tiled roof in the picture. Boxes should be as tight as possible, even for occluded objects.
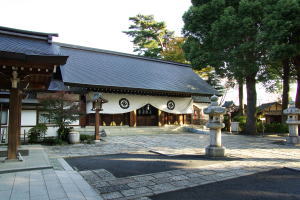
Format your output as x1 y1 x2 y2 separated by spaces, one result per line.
59 43 218 96
222 101 235 108
0 26 61 56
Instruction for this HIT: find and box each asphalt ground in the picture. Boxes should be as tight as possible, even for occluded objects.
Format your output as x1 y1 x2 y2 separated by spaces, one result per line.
150 168 300 200
65 153 237 177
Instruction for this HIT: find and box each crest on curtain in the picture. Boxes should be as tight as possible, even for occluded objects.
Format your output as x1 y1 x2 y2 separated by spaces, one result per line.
167 100 175 110
119 98 130 109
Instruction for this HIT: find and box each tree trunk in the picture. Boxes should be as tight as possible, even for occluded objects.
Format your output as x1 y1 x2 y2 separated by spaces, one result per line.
238 80 245 116
281 59 290 123
245 73 257 135
292 56 300 135
293 56 300 108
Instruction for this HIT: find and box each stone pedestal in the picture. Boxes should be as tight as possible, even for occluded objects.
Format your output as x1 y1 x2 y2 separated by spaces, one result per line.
205 146 226 157
286 136 300 144
204 95 226 157
283 101 300 145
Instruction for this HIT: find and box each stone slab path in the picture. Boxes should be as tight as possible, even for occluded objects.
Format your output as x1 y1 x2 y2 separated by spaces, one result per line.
0 169 103 200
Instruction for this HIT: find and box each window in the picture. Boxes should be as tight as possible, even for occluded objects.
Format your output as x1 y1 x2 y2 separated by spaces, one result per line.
0 110 8 125
38 111 55 124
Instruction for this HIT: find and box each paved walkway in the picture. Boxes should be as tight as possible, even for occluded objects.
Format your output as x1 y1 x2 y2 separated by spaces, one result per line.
0 169 102 200
0 145 102 200
0 145 51 173
45 133 300 200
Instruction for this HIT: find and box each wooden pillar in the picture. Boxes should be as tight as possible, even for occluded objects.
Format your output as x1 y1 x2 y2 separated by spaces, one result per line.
16 90 22 146
130 110 136 127
79 95 87 127
158 110 165 127
7 88 21 159
94 109 100 140
179 114 184 125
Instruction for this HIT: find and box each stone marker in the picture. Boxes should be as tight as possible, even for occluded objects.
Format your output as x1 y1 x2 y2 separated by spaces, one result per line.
283 101 300 145
204 95 226 157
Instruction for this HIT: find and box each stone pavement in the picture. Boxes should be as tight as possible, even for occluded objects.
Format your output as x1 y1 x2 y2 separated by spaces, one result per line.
0 169 102 200
46 133 300 200
0 145 103 200
0 145 51 173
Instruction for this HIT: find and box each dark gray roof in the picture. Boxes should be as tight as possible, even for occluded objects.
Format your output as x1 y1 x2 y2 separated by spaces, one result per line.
0 26 61 56
192 96 211 103
222 101 235 108
58 43 218 96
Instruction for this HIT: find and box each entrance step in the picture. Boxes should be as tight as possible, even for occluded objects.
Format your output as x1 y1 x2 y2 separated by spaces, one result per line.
74 125 190 136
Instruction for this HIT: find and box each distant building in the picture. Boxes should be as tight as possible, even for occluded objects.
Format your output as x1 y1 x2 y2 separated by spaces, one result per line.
257 102 282 124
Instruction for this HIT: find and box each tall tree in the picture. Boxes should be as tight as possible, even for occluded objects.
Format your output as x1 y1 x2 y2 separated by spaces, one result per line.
183 0 265 134
161 37 188 64
261 0 299 123
262 0 300 109
123 14 174 58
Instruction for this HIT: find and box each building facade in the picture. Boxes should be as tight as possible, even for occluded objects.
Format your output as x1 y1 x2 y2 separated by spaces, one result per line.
0 26 217 140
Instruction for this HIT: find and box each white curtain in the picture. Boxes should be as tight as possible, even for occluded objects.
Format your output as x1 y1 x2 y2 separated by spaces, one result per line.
86 92 193 114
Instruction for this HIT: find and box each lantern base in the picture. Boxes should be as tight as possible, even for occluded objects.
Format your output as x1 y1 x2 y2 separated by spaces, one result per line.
205 146 225 157
286 136 300 145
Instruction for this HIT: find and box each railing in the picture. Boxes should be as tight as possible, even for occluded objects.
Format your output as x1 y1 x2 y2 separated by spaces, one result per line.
0 129 28 144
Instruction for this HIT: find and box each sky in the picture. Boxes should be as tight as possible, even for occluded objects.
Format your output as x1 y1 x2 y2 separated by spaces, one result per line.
1 0 296 105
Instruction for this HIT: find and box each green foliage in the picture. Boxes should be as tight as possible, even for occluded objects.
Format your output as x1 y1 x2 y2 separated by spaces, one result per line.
40 93 81 141
28 124 48 143
123 14 174 58
80 134 94 141
262 123 289 134
57 126 73 142
42 137 63 145
160 37 189 64
233 115 247 132
195 66 225 94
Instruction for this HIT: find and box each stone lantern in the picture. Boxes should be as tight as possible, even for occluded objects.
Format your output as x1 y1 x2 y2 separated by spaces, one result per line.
283 101 300 144
204 95 226 157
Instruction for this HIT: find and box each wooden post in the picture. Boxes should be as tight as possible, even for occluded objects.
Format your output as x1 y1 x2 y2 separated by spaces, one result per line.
7 88 21 159
130 110 136 127
79 95 87 127
158 110 164 126
95 109 100 140
16 90 22 146
179 114 184 125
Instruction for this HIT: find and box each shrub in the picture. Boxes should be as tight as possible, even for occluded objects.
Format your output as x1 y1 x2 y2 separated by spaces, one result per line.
57 126 73 142
42 137 63 145
232 115 247 132
80 134 94 141
28 124 48 143
264 123 288 134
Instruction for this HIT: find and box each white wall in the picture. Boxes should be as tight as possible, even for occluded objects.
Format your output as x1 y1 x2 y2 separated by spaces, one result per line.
21 110 37 126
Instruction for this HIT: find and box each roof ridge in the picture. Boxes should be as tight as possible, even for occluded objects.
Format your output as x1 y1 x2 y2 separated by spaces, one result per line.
55 42 192 68
0 26 58 43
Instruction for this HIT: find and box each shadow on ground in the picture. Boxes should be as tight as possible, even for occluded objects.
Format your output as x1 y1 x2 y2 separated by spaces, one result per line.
65 153 239 177
151 168 300 200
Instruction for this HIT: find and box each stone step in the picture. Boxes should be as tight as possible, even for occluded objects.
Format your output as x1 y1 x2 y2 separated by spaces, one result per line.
74 126 190 136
